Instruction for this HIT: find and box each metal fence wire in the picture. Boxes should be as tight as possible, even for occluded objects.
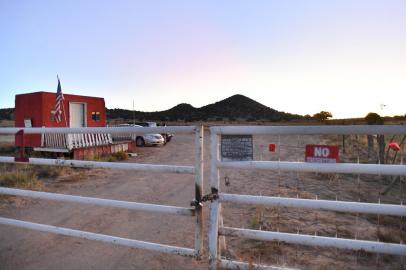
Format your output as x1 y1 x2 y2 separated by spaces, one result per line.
208 125 406 270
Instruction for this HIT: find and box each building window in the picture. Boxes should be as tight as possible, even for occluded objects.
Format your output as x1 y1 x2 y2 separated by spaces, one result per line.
50 110 56 122
92 112 100 121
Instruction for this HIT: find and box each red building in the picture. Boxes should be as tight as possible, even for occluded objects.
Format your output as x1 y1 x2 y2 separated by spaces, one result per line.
15 91 133 159
15 91 106 148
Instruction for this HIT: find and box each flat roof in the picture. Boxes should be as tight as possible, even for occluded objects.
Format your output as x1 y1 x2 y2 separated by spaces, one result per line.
15 91 104 100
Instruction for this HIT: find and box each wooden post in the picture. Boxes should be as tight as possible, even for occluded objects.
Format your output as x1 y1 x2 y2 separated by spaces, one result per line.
367 135 374 162
15 130 29 162
377 135 385 164
342 135 346 154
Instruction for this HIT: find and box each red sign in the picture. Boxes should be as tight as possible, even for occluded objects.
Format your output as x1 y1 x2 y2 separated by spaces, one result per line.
268 143 276 152
388 142 401 151
305 145 339 163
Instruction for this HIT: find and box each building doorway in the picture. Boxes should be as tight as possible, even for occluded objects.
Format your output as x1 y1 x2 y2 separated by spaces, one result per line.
69 103 86 127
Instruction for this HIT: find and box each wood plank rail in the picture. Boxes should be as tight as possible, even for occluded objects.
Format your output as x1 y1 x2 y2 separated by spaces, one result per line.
41 133 113 150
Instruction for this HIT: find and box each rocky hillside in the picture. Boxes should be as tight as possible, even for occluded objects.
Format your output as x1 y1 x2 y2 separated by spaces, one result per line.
108 94 302 122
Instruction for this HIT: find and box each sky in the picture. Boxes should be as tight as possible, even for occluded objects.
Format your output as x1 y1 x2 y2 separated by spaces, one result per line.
0 0 405 119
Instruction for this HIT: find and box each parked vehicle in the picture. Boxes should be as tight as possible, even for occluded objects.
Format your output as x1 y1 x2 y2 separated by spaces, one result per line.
119 124 164 147
135 122 174 144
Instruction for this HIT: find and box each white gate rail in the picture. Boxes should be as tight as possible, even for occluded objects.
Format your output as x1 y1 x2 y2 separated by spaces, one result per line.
1 126 195 135
219 259 298 270
0 187 194 216
210 125 406 135
218 160 406 175
0 126 204 259
219 193 406 216
0 217 195 256
219 227 406 256
0 156 195 174
208 125 406 270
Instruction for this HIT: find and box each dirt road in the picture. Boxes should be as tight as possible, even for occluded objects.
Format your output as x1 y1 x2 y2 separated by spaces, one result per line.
0 134 207 270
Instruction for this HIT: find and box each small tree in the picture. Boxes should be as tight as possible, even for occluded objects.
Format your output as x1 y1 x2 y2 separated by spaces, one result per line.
365 112 383 125
365 112 385 164
313 111 332 121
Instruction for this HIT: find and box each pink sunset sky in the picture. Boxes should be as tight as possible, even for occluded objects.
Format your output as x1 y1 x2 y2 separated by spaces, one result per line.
0 0 405 118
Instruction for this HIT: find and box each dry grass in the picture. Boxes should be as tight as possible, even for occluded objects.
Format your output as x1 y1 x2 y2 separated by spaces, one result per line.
0 163 87 187
107 151 129 162
35 165 75 179
0 166 43 190
0 163 93 208
0 142 16 155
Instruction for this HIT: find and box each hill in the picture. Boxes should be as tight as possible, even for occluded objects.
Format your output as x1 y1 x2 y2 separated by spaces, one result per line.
199 94 299 121
107 94 302 122
0 94 302 122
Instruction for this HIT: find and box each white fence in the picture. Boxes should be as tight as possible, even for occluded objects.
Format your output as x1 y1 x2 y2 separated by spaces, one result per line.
6 126 177 151
208 125 406 270
0 126 204 259
1 125 406 269
41 133 113 150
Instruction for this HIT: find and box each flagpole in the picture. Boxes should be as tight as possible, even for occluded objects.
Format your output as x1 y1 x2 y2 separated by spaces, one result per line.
57 75 69 127
62 98 68 127
133 99 135 125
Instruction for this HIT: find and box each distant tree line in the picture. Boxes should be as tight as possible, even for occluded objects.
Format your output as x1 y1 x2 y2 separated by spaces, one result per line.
0 108 14 121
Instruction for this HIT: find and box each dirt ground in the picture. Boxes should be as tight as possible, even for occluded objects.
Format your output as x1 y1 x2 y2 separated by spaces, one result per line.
0 132 405 269
0 134 207 270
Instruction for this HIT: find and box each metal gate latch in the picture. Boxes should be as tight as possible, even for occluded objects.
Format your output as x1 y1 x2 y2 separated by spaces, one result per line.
190 188 219 208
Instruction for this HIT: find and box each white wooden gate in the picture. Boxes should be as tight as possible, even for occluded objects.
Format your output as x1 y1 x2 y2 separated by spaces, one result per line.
0 126 204 259
208 125 406 270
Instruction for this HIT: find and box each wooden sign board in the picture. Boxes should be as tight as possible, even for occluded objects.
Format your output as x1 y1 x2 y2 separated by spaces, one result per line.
221 135 253 161
305 144 339 163
24 118 32 128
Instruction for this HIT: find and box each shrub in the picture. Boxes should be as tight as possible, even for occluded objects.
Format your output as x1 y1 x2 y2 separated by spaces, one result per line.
0 170 43 190
107 155 117 162
115 151 128 161
108 151 128 162
365 112 384 125
35 166 63 178
313 111 333 121
0 145 16 154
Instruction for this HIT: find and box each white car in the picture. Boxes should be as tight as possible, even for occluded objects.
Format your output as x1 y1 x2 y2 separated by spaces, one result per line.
118 124 164 147
137 133 165 147
135 122 173 144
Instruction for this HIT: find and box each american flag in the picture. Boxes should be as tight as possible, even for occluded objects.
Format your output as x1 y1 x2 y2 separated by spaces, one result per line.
55 77 64 123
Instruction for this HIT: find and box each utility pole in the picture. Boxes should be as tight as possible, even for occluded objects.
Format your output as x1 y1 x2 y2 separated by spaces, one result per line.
133 99 135 125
